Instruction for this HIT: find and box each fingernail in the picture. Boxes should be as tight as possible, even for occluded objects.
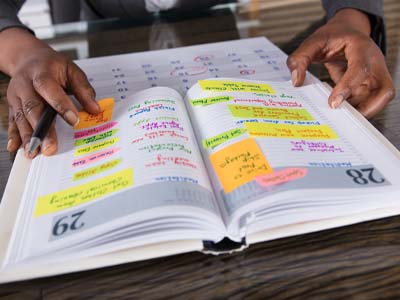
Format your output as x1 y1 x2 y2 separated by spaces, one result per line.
291 69 298 86
43 139 57 155
94 102 101 113
7 139 13 152
64 110 79 126
24 143 32 158
331 94 344 109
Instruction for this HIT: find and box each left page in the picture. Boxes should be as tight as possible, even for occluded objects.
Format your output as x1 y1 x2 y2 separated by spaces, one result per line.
3 87 225 268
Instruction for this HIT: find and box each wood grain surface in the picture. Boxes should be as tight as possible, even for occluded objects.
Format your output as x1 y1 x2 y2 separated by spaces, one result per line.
1 1 400 299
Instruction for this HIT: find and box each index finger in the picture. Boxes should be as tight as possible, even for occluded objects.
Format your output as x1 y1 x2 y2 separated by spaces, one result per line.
67 62 100 114
32 74 80 126
287 34 326 86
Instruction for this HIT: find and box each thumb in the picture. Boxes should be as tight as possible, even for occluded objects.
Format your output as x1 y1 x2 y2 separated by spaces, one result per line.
287 37 324 87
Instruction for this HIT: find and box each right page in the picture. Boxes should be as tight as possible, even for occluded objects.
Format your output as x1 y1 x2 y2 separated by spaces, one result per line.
185 78 400 240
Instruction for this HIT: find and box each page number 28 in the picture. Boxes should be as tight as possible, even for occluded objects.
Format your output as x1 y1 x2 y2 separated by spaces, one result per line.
345 168 385 185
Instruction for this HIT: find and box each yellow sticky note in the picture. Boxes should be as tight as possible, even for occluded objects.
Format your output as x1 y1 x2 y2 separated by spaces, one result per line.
75 98 115 130
75 138 119 156
245 123 338 140
34 168 133 217
73 158 122 181
209 138 273 193
228 105 314 121
199 80 275 94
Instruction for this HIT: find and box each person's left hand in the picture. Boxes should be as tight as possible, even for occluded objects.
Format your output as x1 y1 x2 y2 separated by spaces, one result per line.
287 8 395 118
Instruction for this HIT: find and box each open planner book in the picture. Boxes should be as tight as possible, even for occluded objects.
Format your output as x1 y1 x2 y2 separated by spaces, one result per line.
1 38 400 283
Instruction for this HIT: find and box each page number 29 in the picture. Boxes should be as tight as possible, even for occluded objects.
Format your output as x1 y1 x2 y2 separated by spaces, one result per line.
52 210 86 237
345 168 385 185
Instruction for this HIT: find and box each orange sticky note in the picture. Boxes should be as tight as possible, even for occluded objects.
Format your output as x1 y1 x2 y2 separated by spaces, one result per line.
209 138 273 193
75 98 115 130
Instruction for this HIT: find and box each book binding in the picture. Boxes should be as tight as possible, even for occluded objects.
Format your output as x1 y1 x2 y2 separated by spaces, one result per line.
202 238 247 255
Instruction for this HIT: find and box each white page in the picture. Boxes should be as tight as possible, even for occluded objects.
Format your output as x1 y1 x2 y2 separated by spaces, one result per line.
184 78 400 237
76 37 292 102
4 87 224 266
4 37 294 267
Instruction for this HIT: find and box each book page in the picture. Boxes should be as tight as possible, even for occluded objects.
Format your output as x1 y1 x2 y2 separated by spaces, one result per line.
76 37 291 102
4 87 225 267
185 78 400 235
3 37 300 266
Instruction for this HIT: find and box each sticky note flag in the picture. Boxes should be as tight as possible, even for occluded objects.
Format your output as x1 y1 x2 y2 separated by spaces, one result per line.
255 168 307 187
34 168 133 217
75 98 114 130
228 105 314 121
74 121 118 139
72 148 120 168
75 138 119 156
202 128 247 149
190 96 233 106
199 80 275 94
210 138 273 193
73 158 122 181
74 129 118 147
245 123 338 140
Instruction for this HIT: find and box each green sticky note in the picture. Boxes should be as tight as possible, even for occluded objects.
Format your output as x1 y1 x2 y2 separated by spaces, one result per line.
202 128 247 149
190 96 233 106
74 129 119 147
73 158 122 181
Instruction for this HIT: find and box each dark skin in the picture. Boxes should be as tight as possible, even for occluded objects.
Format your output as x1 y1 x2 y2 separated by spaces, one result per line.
0 8 395 158
287 8 395 116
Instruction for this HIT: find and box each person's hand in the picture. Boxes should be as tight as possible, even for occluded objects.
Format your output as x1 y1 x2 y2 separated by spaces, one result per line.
0 28 100 158
287 8 395 118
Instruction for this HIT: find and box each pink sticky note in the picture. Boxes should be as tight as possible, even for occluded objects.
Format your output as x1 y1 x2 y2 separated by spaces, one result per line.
255 168 307 187
74 121 118 139
72 147 120 168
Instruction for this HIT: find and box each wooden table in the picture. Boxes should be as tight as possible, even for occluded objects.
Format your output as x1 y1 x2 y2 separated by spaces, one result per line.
1 1 400 299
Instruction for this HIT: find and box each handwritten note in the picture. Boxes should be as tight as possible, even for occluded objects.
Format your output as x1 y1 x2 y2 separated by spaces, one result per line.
73 158 122 181
131 130 189 144
141 121 183 131
75 98 114 130
199 80 276 94
34 168 133 217
255 168 307 187
145 155 197 169
202 128 247 149
190 96 233 106
74 121 118 139
139 143 192 154
74 129 118 147
210 138 273 193
233 98 302 108
245 123 338 140
72 148 120 167
290 140 344 153
75 138 119 156
228 105 313 121
129 103 175 118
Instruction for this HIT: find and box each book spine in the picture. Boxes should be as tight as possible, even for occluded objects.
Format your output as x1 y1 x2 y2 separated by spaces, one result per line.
202 238 247 255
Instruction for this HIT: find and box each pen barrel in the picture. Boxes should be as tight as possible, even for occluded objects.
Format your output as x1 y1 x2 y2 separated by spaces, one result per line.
32 107 57 140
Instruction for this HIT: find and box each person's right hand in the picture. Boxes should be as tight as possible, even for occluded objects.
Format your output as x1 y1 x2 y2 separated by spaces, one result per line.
0 28 100 158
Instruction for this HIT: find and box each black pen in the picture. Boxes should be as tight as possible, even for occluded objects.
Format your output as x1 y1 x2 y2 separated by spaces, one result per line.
28 105 57 155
